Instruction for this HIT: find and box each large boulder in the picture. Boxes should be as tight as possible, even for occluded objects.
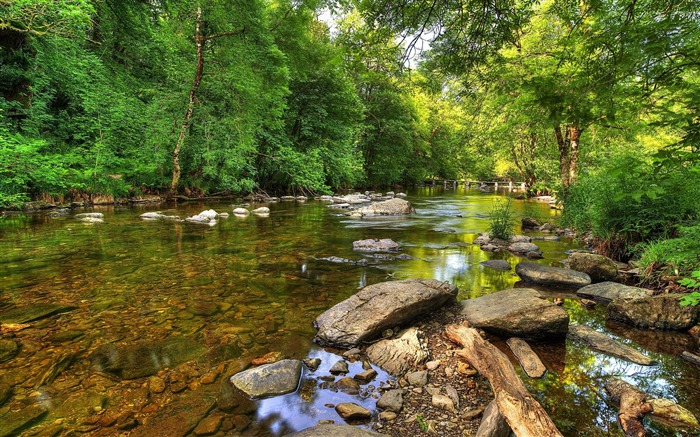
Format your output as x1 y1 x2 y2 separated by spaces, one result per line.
366 328 428 376
314 279 458 348
289 425 381 436
577 282 653 302
229 359 302 398
562 253 618 282
460 288 570 340
607 294 700 330
515 262 591 289
347 198 413 217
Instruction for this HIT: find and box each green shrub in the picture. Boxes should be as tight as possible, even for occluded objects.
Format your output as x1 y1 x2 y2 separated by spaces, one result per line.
637 224 700 278
561 152 700 259
489 197 515 240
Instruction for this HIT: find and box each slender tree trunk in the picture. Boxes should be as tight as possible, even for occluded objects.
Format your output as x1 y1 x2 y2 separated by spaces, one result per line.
554 125 570 190
171 6 204 194
568 126 581 185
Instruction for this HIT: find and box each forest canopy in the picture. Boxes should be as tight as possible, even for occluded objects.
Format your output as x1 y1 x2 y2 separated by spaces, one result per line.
1 0 698 209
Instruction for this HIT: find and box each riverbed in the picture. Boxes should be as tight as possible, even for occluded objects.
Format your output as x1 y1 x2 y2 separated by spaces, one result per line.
0 187 698 436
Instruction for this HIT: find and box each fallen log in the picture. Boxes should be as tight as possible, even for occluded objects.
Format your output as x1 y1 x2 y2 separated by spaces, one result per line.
604 380 652 437
506 337 547 378
445 323 563 437
681 351 700 366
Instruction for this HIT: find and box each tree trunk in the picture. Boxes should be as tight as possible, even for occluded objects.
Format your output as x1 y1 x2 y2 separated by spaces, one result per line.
444 323 564 437
170 6 205 194
568 126 581 185
554 125 570 190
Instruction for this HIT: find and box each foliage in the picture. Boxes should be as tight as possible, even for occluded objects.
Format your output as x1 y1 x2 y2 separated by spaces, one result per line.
489 198 515 241
561 152 700 259
679 271 700 307
637 224 700 279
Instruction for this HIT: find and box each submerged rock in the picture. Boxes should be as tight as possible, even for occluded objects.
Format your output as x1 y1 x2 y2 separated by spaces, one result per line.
568 325 656 365
90 337 205 379
460 288 569 340
479 260 512 271
577 282 653 302
0 339 19 363
0 404 47 437
139 212 181 221
366 328 428 376
352 238 401 252
562 253 618 282
314 278 458 348
347 198 414 217
608 294 700 330
0 304 76 324
290 425 381 436
252 207 270 215
229 359 302 398
128 388 216 437
515 262 591 289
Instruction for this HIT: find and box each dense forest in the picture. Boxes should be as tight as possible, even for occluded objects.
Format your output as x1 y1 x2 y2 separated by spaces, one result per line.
1 0 700 274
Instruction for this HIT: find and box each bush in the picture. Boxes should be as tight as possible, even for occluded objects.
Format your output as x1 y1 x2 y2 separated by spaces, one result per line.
637 224 700 278
489 197 515 240
561 152 700 260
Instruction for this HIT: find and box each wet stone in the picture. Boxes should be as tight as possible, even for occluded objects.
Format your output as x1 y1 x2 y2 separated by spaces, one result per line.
336 377 361 394
230 359 303 398
303 358 322 371
194 414 224 435
335 403 372 421
0 339 19 363
148 376 165 394
330 360 349 374
354 369 378 383
480 260 512 271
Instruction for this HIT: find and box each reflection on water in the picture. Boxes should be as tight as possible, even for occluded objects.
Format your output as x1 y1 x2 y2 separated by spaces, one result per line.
0 187 698 436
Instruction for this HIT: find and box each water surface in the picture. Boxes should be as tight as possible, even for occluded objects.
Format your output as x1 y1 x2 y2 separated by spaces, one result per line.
0 187 698 436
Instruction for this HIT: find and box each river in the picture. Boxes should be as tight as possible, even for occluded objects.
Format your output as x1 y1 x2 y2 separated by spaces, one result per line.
0 187 698 436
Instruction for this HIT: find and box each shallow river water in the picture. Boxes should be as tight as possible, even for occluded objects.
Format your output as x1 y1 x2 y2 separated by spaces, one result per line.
0 187 698 436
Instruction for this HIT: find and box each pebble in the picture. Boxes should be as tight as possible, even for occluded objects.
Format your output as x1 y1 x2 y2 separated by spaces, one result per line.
380 411 397 421
432 394 456 413
426 360 441 370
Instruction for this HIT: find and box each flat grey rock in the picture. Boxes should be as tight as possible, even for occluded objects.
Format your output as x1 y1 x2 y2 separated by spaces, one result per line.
230 359 302 398
366 328 428 376
515 262 591 288
577 282 653 302
314 278 457 348
461 288 569 339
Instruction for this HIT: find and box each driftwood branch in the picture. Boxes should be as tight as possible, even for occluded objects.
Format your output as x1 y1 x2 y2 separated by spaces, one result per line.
444 323 563 437
604 379 652 437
